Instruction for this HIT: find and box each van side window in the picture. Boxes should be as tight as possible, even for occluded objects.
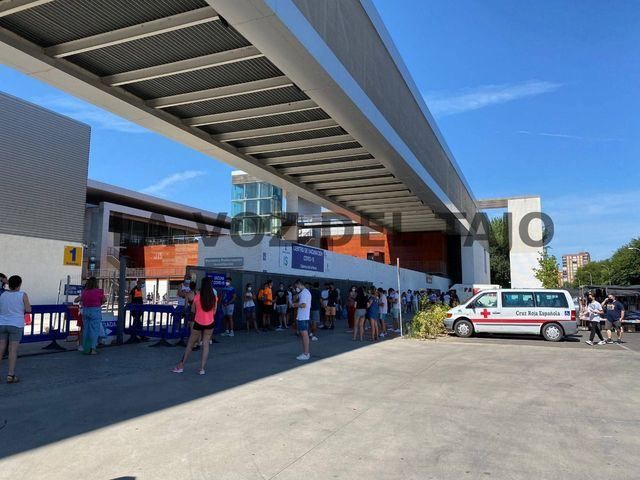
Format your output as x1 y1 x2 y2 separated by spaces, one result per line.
501 292 535 308
534 292 568 308
475 292 497 308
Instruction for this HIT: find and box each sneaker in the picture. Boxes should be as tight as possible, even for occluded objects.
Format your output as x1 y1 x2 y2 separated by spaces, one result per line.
296 353 310 361
597 340 607 345
311 335 318 341
585 340 594 345
171 366 184 373
199 369 206 375
77 345 83 351
379 333 386 338
221 331 229 337
605 339 614 344
229 331 234 337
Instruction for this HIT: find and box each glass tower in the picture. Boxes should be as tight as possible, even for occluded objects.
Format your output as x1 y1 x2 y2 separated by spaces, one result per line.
231 171 283 235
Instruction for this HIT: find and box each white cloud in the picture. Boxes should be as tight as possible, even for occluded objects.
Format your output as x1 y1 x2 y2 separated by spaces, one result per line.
425 80 562 116
32 95 149 134
517 130 622 142
141 170 207 197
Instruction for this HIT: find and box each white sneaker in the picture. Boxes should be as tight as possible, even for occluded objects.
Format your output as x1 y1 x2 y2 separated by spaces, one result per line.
585 340 593 345
221 331 229 336
379 333 386 338
311 335 318 341
597 340 607 345
77 345 83 351
296 353 310 361
229 331 234 337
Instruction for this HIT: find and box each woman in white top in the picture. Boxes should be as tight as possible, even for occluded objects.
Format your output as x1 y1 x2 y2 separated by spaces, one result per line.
0 275 31 383
243 283 259 333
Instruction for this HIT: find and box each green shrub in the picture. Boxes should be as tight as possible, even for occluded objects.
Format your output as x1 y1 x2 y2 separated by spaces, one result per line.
409 303 449 339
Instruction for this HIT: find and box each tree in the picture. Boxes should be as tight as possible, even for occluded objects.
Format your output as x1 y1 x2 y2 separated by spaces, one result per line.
610 238 640 285
574 260 612 287
489 216 511 287
534 249 560 288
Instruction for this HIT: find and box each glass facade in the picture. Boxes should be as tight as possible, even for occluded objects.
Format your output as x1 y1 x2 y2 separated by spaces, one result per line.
231 180 283 235
108 214 194 246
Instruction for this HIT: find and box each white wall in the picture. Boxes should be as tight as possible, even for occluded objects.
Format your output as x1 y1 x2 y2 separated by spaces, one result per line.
198 235 450 292
508 197 543 288
461 238 491 285
0 233 83 304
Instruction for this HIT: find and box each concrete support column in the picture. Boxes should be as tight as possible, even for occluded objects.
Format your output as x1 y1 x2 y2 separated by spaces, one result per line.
508 197 543 288
282 191 299 241
461 238 491 284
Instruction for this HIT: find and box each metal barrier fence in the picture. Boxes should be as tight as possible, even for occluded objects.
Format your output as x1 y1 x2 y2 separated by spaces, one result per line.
124 304 187 347
21 305 71 351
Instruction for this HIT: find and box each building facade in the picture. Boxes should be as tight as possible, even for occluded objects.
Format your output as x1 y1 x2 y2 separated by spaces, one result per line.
231 171 283 236
562 252 591 284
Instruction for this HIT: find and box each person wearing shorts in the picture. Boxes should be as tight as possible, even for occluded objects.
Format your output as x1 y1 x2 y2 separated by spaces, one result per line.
172 277 217 375
602 294 625 344
292 279 312 361
353 286 368 342
0 275 31 383
324 283 339 329
377 287 388 338
275 283 289 331
220 277 237 337
307 281 319 341
243 283 259 333
258 280 273 331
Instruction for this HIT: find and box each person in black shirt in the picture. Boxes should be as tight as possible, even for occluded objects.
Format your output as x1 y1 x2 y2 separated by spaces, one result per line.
308 281 320 341
353 286 368 341
324 283 339 330
128 279 147 342
602 294 625 344
275 283 289 331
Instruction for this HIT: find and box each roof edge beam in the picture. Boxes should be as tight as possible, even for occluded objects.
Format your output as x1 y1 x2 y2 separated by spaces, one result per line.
183 99 317 127
0 0 52 17
280 158 379 175
213 118 338 142
239 134 354 155
147 76 292 109
264 147 368 166
313 177 399 190
103 45 263 86
45 7 220 58
297 167 387 183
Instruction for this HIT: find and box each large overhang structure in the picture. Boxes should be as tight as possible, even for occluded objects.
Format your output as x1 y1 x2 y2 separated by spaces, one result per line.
0 0 479 234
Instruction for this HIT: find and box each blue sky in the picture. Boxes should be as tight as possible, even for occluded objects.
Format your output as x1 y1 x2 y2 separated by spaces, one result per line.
1 0 638 260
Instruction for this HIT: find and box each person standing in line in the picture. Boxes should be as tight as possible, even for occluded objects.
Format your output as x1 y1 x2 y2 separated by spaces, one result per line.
76 277 107 355
406 290 413 314
401 291 408 314
353 286 368 342
325 283 339 330
243 283 259 333
258 280 273 331
578 298 589 329
377 287 388 338
443 291 451 307
585 294 606 345
346 285 357 332
275 283 289 331
129 279 146 341
602 294 625 344
220 277 237 337
367 287 380 342
388 288 401 333
291 279 312 361
306 281 319 341
319 283 330 328
172 277 217 375
0 275 31 383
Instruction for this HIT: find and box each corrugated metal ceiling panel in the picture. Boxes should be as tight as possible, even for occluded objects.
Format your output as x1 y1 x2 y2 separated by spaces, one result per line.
228 126 347 148
68 21 250 76
200 109 331 135
0 0 207 47
124 56 283 99
255 141 362 160
164 85 308 118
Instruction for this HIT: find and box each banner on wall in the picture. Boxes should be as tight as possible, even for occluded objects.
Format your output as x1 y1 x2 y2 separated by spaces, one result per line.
291 244 325 272
205 272 227 289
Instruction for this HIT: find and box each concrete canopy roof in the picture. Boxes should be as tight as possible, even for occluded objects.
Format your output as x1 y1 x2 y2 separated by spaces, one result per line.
0 0 478 234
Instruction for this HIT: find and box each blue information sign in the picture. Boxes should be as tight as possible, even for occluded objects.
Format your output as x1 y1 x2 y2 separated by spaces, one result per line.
291 244 325 272
205 272 227 288
64 284 83 296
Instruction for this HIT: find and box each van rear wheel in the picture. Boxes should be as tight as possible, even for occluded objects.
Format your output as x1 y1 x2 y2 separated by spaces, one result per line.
454 319 474 338
542 322 563 342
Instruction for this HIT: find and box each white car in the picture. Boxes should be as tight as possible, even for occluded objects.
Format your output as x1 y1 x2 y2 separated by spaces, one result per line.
444 289 578 342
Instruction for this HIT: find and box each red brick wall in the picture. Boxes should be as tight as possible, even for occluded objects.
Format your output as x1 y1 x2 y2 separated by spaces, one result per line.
322 231 448 275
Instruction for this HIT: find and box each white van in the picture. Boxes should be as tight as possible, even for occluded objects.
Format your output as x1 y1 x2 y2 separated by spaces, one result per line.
444 289 578 342
450 283 500 304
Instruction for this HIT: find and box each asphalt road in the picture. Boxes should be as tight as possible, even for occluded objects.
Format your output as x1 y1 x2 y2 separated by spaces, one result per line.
1 327 638 480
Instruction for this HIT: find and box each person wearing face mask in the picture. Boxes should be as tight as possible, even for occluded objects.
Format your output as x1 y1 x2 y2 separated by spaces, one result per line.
275 283 289 331
586 294 606 346
309 281 321 341
243 283 259 333
220 277 237 337
346 285 357 332
292 279 312 361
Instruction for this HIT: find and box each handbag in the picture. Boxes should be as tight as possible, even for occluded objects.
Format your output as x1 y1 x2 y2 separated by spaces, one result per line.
24 313 32 326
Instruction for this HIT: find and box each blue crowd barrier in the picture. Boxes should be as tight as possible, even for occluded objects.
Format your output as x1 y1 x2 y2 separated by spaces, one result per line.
124 304 187 347
21 304 71 351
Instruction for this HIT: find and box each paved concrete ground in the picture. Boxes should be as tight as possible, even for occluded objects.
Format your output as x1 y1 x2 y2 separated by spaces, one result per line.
1 327 638 480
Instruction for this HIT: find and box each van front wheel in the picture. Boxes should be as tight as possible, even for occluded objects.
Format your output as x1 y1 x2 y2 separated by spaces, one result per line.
542 322 563 342
454 319 474 338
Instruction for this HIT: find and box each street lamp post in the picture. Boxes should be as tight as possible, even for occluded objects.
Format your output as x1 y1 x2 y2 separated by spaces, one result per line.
628 247 640 253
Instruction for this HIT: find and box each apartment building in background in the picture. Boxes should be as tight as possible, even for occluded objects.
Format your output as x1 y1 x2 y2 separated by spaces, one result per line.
562 252 591 284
